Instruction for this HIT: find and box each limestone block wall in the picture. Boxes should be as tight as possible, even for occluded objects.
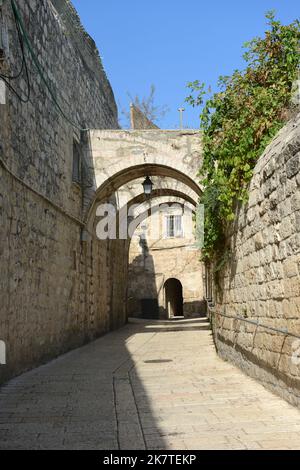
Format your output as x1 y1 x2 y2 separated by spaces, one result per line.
212 114 300 407
0 0 119 383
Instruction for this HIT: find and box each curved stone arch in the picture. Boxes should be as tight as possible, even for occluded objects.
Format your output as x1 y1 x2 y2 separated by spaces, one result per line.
106 192 196 243
91 128 202 189
95 151 200 186
86 164 203 232
125 189 197 209
117 176 199 210
126 198 195 228
95 163 202 200
88 186 196 236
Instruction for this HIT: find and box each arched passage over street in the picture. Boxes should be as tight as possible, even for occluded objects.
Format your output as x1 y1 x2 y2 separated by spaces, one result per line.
90 129 202 188
94 164 202 199
85 128 203 223
83 128 204 331
86 163 203 229
86 173 201 235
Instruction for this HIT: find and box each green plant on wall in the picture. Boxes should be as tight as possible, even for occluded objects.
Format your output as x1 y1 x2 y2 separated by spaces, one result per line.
186 12 300 262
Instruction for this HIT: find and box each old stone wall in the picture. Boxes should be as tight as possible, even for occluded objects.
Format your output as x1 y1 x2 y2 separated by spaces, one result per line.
212 114 300 407
0 0 119 383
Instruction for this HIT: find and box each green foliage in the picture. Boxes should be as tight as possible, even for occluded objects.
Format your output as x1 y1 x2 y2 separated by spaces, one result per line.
186 13 300 261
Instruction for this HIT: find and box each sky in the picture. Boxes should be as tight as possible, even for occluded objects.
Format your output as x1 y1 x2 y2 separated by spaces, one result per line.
72 0 299 129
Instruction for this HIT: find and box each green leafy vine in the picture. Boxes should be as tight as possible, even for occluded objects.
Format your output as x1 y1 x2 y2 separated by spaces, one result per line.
186 12 300 262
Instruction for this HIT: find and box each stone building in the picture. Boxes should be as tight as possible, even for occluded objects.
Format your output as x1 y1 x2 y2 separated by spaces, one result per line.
0 0 204 384
0 0 120 384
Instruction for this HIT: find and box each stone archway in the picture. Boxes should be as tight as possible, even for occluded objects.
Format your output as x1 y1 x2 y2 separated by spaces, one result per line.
84 128 204 329
86 164 202 231
117 177 199 210
90 129 201 190
94 163 202 200
84 129 202 223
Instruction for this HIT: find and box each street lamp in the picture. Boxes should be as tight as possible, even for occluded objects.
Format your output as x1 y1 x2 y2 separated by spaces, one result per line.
142 176 154 197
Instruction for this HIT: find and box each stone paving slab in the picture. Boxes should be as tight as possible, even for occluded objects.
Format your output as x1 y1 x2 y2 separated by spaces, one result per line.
0 318 300 450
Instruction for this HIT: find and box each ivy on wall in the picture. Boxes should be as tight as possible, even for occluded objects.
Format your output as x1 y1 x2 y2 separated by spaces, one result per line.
186 12 300 262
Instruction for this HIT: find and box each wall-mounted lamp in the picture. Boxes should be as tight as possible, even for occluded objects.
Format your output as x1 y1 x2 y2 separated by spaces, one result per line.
142 176 154 197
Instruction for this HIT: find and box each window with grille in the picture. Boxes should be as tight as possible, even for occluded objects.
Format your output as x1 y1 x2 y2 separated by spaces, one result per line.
165 215 183 238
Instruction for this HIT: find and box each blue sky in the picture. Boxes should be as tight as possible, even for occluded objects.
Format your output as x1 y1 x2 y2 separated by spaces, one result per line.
72 0 299 129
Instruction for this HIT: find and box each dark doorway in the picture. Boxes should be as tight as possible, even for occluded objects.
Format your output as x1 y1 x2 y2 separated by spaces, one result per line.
164 278 183 318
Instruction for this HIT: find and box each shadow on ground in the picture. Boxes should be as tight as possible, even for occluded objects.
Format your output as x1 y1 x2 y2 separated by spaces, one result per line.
2 317 300 450
0 318 209 450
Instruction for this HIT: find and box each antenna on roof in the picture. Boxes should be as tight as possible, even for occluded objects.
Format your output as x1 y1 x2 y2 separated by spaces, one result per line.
178 108 185 130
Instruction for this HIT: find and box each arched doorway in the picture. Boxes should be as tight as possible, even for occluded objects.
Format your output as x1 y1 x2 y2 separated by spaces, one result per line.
164 278 183 318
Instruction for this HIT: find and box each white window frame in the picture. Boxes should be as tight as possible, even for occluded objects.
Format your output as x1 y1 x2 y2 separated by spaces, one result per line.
165 214 183 239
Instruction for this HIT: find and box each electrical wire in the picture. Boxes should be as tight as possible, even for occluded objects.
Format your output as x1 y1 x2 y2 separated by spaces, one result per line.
0 154 85 227
0 75 30 103
10 0 89 132
0 7 25 79
0 0 30 102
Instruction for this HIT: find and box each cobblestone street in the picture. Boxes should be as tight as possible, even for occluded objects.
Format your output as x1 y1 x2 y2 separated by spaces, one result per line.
1 318 300 450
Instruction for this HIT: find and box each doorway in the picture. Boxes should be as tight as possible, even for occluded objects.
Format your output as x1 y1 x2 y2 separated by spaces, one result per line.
164 278 183 318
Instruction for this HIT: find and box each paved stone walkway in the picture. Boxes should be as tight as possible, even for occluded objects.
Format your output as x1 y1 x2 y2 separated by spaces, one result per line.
1 318 300 450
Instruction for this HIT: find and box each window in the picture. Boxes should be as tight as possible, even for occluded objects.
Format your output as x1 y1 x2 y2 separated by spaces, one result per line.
165 215 183 238
72 139 81 183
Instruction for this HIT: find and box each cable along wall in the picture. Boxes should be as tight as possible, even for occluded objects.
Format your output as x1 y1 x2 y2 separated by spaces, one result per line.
0 0 119 384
